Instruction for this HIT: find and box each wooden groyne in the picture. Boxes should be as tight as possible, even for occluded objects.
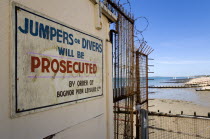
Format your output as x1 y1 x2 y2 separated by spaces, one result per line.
196 88 210 91
149 85 201 88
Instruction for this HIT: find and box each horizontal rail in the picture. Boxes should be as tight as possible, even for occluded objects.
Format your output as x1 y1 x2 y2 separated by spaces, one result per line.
149 111 210 119
114 118 134 122
113 106 133 110
114 110 137 114
114 132 134 137
107 0 134 24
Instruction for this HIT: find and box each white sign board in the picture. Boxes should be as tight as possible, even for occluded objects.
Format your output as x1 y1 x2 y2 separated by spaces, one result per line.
12 4 103 116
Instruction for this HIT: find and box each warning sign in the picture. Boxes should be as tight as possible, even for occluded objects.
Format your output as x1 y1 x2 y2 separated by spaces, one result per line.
12 4 103 116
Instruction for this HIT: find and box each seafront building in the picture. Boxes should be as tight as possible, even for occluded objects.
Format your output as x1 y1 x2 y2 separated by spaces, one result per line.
0 0 115 138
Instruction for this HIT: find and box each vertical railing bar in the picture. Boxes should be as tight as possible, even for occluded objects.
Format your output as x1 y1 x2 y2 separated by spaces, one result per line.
120 15 123 97
146 55 149 110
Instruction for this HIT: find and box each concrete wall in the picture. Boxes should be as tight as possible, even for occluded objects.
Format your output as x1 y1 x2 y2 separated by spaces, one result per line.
0 0 113 138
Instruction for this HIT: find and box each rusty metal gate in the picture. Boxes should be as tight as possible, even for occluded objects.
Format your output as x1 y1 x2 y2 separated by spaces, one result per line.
111 34 153 139
135 46 153 139
111 9 136 139
110 8 153 138
103 0 153 138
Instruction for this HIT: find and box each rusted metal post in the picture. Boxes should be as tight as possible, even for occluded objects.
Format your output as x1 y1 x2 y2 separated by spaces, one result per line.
136 51 140 139
140 109 148 139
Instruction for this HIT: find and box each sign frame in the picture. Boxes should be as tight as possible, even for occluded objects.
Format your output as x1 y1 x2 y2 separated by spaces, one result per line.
11 2 104 117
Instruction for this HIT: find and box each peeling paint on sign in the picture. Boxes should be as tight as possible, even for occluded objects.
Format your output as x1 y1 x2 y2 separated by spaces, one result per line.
12 3 103 117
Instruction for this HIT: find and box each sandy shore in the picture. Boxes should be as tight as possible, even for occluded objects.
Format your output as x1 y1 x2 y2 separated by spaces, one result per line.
147 77 210 138
149 76 210 116
149 99 210 116
185 77 210 87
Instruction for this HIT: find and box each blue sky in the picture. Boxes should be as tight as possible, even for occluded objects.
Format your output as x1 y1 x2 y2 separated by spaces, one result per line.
127 0 210 76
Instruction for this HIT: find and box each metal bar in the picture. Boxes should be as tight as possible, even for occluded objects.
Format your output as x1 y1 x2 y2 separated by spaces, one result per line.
142 45 150 54
146 56 149 110
113 105 132 110
120 15 122 97
140 99 148 105
136 51 147 56
114 110 137 114
114 118 133 122
148 49 154 55
140 43 146 53
114 132 134 137
114 32 117 99
107 0 134 24
144 46 151 55
136 51 140 139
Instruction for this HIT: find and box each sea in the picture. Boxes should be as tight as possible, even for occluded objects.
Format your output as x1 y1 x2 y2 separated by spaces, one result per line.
149 77 210 107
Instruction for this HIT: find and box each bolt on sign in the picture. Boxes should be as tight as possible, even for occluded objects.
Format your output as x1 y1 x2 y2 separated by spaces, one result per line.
11 3 103 117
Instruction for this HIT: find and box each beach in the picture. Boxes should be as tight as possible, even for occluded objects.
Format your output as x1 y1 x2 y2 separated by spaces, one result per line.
149 99 210 116
149 77 210 116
